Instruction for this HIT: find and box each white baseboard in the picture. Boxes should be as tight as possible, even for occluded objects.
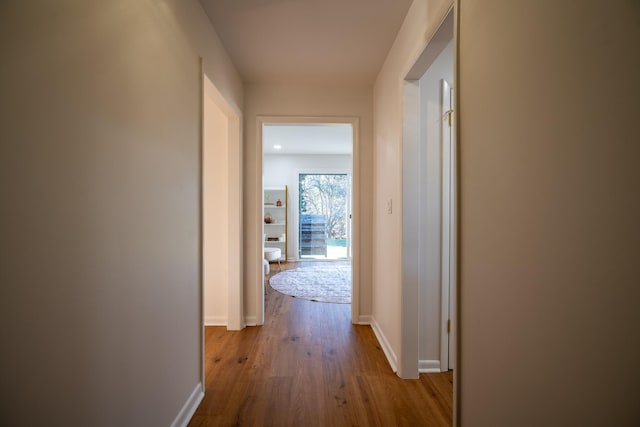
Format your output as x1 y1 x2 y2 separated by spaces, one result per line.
419 359 441 373
370 318 398 373
244 316 258 326
357 315 372 325
171 383 204 427
204 316 227 326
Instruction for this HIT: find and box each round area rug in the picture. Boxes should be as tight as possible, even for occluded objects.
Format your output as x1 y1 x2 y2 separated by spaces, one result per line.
269 263 351 304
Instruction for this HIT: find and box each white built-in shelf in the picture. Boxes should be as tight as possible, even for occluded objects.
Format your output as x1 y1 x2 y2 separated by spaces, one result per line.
263 186 288 262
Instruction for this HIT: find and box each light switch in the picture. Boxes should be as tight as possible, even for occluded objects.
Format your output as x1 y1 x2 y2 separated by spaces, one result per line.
387 198 393 214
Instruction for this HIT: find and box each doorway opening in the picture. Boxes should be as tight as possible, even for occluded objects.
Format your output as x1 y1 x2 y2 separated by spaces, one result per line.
298 173 351 260
202 72 243 332
400 7 456 381
256 117 360 324
201 70 243 389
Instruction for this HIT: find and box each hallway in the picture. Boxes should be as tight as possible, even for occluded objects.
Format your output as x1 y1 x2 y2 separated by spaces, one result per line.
190 263 453 426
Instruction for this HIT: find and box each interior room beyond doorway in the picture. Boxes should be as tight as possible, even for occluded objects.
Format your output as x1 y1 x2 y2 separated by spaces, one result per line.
262 123 353 263
256 116 361 326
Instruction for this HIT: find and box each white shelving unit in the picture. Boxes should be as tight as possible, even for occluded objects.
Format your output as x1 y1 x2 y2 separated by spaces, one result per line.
263 186 288 262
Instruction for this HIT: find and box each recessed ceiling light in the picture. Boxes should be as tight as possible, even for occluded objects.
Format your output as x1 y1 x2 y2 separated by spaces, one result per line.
273 144 282 150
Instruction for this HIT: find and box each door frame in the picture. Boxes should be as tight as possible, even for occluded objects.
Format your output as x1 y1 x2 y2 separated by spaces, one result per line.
200 66 244 387
255 116 360 325
202 73 243 331
400 7 455 379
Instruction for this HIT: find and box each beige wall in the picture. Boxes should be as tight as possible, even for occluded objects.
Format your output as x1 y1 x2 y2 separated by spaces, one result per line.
458 0 640 425
372 0 453 373
243 83 373 324
0 1 242 425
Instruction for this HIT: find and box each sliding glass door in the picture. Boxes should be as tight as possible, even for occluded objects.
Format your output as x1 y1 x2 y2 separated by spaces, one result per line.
298 173 350 260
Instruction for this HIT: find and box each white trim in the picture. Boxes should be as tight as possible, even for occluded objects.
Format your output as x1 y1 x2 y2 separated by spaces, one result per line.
350 118 361 326
371 318 398 373
357 315 372 325
404 4 455 81
204 316 227 326
227 104 243 332
419 360 442 373
256 119 266 324
202 73 244 333
244 316 258 327
170 383 204 427
401 6 455 381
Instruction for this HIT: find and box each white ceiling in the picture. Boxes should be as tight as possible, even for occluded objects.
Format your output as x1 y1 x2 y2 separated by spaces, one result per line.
199 0 413 85
263 124 352 155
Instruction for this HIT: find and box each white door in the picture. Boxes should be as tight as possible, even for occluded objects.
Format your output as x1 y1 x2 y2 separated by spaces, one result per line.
441 79 456 370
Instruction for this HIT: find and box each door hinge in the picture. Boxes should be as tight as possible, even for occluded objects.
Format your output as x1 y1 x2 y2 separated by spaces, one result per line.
447 319 451 334
446 109 454 127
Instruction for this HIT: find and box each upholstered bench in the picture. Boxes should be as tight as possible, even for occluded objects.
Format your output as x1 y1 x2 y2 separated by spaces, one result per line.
263 247 282 272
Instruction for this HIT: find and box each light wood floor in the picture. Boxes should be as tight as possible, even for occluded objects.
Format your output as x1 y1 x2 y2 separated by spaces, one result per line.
189 261 453 426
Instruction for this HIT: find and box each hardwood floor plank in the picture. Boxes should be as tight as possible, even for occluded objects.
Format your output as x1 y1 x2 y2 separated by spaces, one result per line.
190 261 453 426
